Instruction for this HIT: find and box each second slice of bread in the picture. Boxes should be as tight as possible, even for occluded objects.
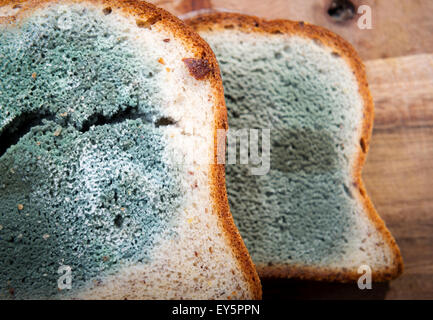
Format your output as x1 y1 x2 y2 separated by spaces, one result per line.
187 13 403 282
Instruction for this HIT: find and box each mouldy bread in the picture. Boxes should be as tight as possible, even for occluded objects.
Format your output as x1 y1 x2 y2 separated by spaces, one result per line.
187 13 403 282
0 1 261 299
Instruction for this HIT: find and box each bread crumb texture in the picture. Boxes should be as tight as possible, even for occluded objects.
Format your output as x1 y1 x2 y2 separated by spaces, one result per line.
192 20 401 281
0 1 256 299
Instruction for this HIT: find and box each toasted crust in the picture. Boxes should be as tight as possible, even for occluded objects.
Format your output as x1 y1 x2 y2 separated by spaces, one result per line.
0 1 262 299
186 12 404 282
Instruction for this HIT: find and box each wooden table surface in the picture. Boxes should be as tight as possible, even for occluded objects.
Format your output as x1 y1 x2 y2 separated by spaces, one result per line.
149 0 433 299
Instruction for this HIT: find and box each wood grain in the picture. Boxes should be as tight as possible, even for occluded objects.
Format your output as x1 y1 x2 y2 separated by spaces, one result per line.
363 54 433 299
151 0 433 61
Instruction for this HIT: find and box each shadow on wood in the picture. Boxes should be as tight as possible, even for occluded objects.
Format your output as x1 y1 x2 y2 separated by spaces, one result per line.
262 279 390 300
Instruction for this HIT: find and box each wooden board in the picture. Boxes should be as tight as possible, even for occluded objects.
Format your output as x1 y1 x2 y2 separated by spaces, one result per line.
151 0 433 61
363 54 433 299
148 1 433 299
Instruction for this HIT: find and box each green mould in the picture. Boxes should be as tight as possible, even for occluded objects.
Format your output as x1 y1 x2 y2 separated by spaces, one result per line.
209 34 363 266
0 6 183 298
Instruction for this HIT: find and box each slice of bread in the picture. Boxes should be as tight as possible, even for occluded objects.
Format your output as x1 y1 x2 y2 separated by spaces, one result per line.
187 13 403 282
0 1 261 299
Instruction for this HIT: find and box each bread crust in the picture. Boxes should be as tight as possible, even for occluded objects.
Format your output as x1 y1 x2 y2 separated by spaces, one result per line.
186 12 403 282
0 1 262 299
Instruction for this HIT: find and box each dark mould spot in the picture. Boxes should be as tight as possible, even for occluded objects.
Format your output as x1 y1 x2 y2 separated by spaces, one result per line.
327 0 356 22
103 7 112 15
342 184 353 198
298 21 305 27
313 38 323 47
136 19 147 28
136 14 162 29
332 51 341 58
155 117 176 127
360 137 367 153
163 38 170 42
182 58 212 80
271 129 338 174
114 215 123 228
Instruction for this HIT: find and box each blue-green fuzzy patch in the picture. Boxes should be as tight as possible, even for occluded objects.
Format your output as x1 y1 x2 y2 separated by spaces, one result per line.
0 6 183 299
0 121 183 299
207 36 361 267
0 6 161 130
